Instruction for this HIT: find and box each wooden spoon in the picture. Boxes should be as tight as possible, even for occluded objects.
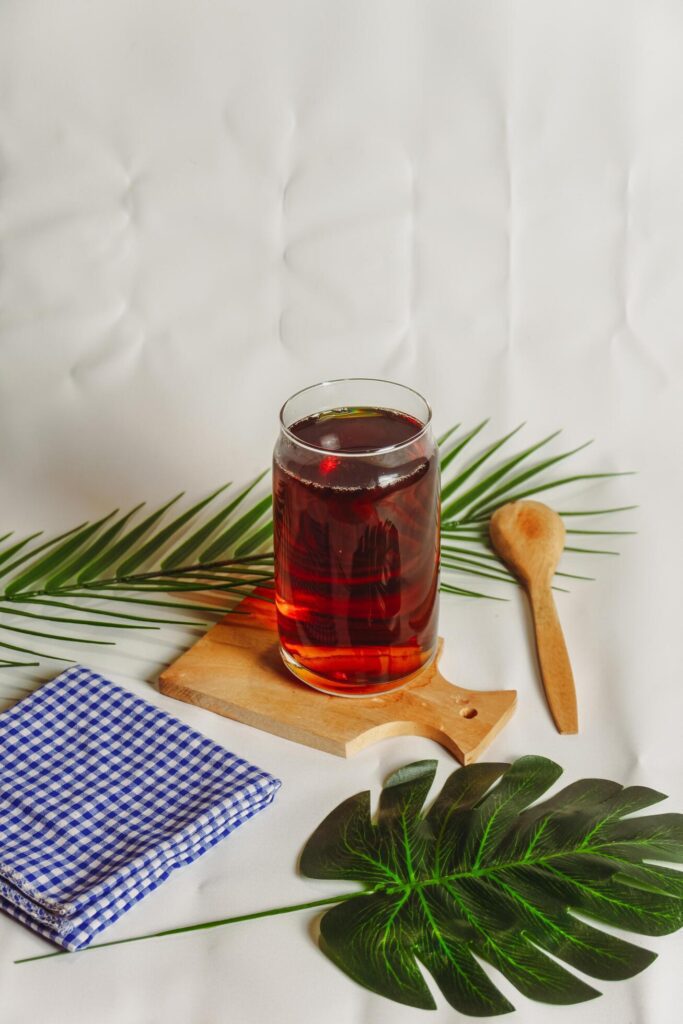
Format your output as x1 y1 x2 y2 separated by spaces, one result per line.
489 500 578 734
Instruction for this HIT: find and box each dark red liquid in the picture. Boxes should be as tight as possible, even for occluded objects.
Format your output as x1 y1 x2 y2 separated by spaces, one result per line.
273 407 440 695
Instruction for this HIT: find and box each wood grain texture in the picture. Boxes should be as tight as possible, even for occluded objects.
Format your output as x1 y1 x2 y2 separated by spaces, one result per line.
490 500 578 734
159 614 517 765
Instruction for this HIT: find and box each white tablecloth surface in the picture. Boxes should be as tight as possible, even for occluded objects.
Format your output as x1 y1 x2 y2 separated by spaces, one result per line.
1 2 681 1021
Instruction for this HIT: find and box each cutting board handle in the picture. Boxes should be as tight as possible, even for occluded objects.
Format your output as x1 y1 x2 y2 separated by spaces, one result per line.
160 626 517 765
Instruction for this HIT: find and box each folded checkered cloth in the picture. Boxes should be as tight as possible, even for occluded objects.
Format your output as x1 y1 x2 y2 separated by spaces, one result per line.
0 666 281 950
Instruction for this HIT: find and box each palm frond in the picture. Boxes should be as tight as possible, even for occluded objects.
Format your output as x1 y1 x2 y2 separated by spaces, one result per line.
198 494 273 563
564 545 619 556
0 606 158 631
566 528 636 536
439 419 488 474
5 513 119 597
440 582 508 601
0 533 43 570
46 504 145 591
436 423 461 447
444 439 593 521
0 622 115 647
235 520 274 556
0 474 272 667
437 423 634 600
115 485 230 578
161 471 268 569
440 422 526 505
57 593 238 616
468 471 635 522
16 598 204 627
0 423 634 669
77 495 184 583
0 523 89 582
557 505 638 516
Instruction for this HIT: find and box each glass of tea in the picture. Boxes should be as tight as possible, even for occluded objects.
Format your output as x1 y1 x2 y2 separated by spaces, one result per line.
273 379 440 697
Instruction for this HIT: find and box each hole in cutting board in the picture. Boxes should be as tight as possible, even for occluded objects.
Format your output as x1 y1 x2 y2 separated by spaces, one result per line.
460 707 478 719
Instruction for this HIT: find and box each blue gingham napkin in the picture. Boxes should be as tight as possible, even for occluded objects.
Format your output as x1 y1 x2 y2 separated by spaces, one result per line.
0 666 281 950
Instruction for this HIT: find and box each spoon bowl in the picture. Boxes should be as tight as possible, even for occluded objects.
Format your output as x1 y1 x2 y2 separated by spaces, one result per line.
490 501 565 588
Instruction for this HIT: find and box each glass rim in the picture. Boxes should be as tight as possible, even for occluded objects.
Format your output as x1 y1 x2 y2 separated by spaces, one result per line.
278 377 433 458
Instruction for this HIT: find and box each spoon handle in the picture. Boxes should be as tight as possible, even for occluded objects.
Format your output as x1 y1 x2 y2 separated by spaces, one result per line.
528 583 578 734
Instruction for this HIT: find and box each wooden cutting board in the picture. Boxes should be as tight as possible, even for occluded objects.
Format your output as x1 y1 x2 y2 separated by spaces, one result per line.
160 599 516 764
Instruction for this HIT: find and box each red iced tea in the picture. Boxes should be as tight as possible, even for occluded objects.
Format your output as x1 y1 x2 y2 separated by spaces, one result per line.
273 406 440 695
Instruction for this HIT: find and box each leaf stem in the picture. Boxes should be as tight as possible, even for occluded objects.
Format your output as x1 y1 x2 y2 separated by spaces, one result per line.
14 890 367 965
1 555 274 604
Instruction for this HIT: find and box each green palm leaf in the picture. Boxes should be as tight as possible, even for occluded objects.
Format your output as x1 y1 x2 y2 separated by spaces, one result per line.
45 504 145 591
468 472 635 523
161 472 268 569
0 523 89 581
439 428 563 519
437 424 633 597
0 421 634 669
4 513 118 597
0 533 43 570
0 621 115 647
443 438 592 521
440 422 526 505
115 484 230 578
439 419 488 473
436 423 461 447
198 494 273 562
234 520 274 556
558 506 638 516
0 639 73 663
77 495 184 583
16 598 204 627
0 606 157 631
56 594 237 616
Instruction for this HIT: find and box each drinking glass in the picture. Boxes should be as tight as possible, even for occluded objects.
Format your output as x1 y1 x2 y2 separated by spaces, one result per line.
273 379 440 696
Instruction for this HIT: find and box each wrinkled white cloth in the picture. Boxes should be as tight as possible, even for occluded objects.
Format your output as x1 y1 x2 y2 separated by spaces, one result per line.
0 1 681 1022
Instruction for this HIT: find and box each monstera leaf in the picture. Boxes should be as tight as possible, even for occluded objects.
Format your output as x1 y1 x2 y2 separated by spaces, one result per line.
299 757 683 1016
17 757 683 1021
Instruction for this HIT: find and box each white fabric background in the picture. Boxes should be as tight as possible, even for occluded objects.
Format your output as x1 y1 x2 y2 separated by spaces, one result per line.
1 1 682 1021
